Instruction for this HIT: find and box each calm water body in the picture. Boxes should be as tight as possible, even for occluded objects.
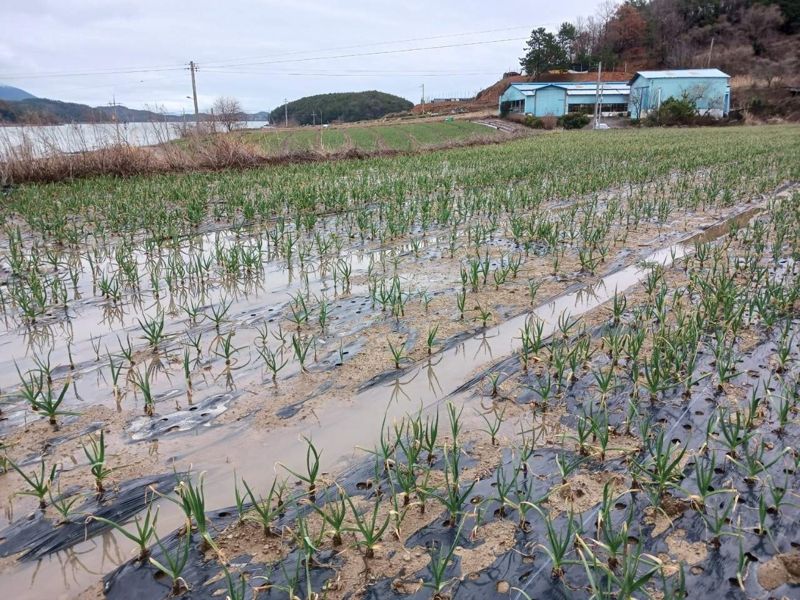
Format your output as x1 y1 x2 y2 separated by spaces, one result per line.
0 121 269 158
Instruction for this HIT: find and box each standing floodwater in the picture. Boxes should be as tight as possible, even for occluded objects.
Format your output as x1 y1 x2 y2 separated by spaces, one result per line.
0 121 269 158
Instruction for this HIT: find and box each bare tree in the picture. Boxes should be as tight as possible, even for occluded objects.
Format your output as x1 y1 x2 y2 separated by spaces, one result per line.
212 97 245 133
595 0 619 27
649 0 688 65
629 87 647 119
741 4 784 57
714 45 754 77
755 56 792 87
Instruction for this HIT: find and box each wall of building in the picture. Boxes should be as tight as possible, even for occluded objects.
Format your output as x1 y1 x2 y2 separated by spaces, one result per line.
629 79 651 119
629 77 729 118
533 87 566 117
501 84 631 117
498 86 527 114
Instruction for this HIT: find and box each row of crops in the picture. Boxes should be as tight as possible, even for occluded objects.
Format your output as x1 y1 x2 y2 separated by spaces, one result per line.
0 125 798 599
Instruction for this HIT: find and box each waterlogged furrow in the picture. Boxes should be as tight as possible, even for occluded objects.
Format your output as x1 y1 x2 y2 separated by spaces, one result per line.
0 126 798 600
98 190 798 597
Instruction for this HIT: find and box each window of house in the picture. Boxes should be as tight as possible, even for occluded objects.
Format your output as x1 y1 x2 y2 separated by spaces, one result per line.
568 102 628 114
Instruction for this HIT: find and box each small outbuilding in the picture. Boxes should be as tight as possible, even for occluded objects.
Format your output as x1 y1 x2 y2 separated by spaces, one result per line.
628 69 731 119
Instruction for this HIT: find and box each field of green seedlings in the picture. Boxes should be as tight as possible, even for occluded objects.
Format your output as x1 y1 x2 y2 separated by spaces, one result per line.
239 120 498 154
0 125 799 600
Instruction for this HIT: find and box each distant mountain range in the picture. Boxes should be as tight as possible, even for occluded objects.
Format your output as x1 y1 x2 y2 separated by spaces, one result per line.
0 84 270 125
0 84 36 101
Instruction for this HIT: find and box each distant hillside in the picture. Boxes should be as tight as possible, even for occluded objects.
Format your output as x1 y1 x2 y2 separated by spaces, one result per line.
509 0 799 117
248 111 271 122
517 1 799 84
0 97 270 125
0 84 36 101
272 91 413 126
0 98 176 124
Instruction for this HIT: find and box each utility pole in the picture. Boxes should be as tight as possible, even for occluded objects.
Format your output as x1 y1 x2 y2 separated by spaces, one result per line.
189 61 199 127
594 61 602 128
420 84 425 113
284 98 288 127
706 37 715 68
109 94 120 144
318 107 324 151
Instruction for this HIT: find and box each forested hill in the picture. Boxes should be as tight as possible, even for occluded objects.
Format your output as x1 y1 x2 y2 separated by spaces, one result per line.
519 0 798 81
0 97 270 125
271 91 413 126
0 98 181 124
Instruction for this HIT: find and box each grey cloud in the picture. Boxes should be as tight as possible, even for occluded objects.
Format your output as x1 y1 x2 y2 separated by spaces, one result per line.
1 0 597 113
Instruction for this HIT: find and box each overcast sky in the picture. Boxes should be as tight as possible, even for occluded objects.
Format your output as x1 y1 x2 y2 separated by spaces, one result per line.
1 0 599 114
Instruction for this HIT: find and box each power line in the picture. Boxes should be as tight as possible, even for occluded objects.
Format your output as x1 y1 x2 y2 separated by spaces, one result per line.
201 69 501 77
198 25 532 67
201 36 526 70
204 67 502 74
0 64 187 80
0 29 529 81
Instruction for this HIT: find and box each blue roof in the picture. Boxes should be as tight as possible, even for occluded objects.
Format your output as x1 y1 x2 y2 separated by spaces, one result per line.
630 69 729 84
505 81 629 95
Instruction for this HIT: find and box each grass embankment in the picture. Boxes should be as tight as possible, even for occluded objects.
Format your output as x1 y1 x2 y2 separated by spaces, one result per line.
0 120 505 185
6 125 798 243
241 121 496 153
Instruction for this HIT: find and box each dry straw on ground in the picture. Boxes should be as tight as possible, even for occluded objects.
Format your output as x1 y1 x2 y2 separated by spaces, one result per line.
0 128 523 185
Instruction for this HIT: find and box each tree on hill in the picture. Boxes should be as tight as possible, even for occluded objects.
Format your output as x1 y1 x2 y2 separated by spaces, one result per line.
270 91 412 126
605 3 648 55
557 23 579 63
520 0 799 81
519 27 569 76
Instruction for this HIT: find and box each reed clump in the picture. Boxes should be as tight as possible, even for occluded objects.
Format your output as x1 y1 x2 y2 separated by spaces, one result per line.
0 126 520 185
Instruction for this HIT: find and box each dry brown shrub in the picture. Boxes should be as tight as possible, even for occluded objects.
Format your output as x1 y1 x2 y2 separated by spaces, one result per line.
540 116 558 130
1 127 530 185
189 134 265 169
1 143 160 184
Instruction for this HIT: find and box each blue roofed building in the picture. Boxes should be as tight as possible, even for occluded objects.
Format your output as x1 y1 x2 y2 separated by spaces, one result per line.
498 72 632 118
628 69 731 119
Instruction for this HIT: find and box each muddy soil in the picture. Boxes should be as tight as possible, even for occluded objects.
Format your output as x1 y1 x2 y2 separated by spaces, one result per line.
1 175 798 599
